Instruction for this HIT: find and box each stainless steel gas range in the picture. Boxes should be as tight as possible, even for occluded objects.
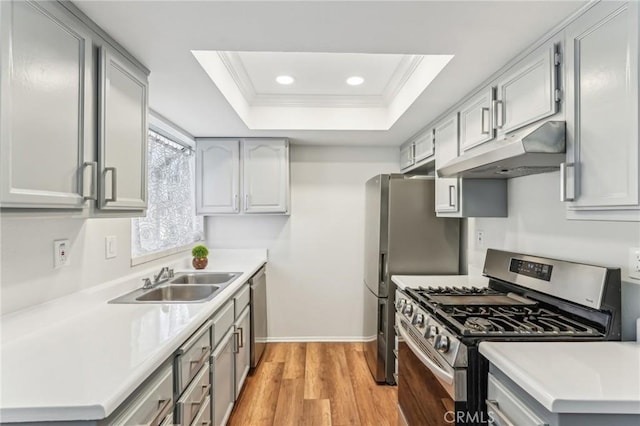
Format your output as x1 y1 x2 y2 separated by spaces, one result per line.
395 249 621 426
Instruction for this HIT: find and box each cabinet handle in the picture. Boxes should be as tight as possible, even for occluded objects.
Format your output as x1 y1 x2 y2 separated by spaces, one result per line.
150 398 172 426
560 162 575 202
83 161 98 201
234 194 239 211
188 384 211 408
105 167 117 202
448 185 456 207
233 331 240 353
481 107 491 135
238 327 244 348
492 100 504 129
245 194 250 209
189 346 211 373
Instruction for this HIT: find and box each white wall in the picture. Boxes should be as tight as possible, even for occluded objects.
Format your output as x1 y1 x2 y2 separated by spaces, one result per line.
0 215 189 315
206 145 399 340
468 172 640 340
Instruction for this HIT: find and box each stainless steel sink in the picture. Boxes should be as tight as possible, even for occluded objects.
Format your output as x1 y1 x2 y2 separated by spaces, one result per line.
170 272 240 285
135 285 219 302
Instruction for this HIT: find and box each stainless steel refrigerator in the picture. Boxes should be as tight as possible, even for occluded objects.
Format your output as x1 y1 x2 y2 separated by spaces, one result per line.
363 174 460 384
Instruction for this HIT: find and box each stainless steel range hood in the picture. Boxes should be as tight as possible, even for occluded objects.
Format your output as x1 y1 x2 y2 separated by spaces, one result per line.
438 121 566 179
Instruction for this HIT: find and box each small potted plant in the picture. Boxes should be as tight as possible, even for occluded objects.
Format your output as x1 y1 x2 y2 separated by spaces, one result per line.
192 244 209 270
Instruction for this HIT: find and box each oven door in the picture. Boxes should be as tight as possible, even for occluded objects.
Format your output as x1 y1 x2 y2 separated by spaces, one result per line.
397 316 467 426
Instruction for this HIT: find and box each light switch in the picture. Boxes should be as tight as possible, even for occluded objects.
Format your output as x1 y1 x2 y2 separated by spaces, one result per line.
105 236 117 259
629 248 640 280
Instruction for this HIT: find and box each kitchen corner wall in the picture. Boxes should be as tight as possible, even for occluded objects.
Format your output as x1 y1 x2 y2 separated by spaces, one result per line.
0 215 189 315
468 172 640 341
206 145 399 341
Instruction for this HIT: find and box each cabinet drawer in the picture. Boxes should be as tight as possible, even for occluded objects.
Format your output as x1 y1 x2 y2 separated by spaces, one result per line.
234 284 250 318
177 364 211 426
109 363 173 426
487 373 547 426
212 301 234 348
192 396 212 426
176 321 212 394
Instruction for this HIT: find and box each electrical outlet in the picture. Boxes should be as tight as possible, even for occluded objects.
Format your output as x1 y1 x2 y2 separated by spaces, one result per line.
105 236 117 259
475 230 485 249
54 239 70 268
629 248 640 280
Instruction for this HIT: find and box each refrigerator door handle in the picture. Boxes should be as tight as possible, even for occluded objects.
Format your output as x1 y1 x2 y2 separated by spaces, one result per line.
378 301 385 334
379 253 386 284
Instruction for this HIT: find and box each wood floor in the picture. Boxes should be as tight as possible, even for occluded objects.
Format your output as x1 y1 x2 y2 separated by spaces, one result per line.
228 343 398 426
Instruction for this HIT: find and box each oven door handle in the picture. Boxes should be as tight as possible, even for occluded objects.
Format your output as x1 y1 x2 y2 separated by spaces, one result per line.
397 324 454 384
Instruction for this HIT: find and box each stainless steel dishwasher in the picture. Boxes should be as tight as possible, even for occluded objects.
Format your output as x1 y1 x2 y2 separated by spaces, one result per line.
250 266 267 369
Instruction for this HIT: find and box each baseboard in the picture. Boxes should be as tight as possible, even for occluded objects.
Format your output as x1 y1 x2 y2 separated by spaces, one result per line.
265 336 371 343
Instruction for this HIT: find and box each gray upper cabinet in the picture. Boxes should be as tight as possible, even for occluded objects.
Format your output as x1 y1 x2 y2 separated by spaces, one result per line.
98 46 148 211
196 138 290 215
242 139 289 214
399 141 415 171
459 88 495 152
196 139 241 215
564 0 639 221
495 41 560 136
0 1 92 209
413 130 435 163
434 115 460 214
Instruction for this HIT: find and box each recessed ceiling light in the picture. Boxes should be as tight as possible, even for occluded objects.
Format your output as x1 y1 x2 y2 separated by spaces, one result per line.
346 76 364 86
276 75 295 85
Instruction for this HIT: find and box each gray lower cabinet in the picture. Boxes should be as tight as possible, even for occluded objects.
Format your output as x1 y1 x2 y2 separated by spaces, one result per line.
234 306 251 400
564 0 640 221
212 328 235 426
0 0 93 209
98 45 148 211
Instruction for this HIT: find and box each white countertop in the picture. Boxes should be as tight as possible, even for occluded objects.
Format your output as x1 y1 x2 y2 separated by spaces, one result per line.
0 249 267 423
392 274 489 290
479 341 640 414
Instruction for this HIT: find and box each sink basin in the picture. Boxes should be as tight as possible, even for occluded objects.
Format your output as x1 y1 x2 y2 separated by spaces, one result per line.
135 285 219 302
170 272 240 285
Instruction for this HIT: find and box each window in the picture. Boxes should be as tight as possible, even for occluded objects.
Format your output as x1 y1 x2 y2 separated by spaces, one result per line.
131 129 203 264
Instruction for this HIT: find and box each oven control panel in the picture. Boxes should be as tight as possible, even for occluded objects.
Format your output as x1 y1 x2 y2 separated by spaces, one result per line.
509 258 553 281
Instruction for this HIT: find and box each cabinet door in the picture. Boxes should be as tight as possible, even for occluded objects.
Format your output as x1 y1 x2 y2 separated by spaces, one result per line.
496 43 558 135
565 1 639 209
399 142 415 170
434 115 459 213
414 130 435 162
98 46 148 210
234 307 251 400
212 329 235 426
459 88 494 151
242 139 289 214
0 1 92 208
196 139 240 214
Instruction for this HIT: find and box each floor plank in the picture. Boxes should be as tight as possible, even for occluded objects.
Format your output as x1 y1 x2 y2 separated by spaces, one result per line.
229 342 397 426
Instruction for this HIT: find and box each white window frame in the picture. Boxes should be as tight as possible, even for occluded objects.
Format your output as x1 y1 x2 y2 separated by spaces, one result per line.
130 111 203 266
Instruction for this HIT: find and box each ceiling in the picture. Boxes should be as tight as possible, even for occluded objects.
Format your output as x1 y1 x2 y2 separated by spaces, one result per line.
76 0 587 146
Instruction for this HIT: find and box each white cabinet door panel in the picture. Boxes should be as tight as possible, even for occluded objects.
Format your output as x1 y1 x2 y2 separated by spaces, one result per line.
234 307 251 400
0 0 91 208
242 139 289 214
212 329 235 426
435 115 459 213
399 142 414 170
566 1 639 209
414 130 434 162
496 44 558 135
98 47 148 210
196 139 240 214
459 88 494 151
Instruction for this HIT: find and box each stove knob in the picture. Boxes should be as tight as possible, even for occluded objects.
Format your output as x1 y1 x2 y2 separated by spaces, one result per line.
396 298 406 311
412 313 425 327
403 303 414 316
426 325 439 342
434 335 450 353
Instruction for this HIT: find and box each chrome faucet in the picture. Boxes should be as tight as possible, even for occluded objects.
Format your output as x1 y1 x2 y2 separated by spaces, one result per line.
153 266 174 284
141 277 154 289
